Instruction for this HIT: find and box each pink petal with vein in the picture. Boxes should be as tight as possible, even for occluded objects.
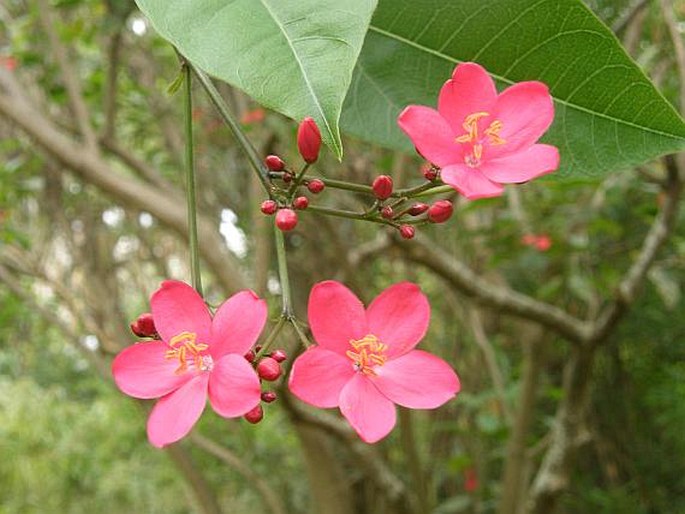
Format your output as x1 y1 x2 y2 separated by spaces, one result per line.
151 281 212 345
112 342 192 399
479 144 559 183
147 374 208 448
339 374 396 443
366 282 430 358
208 354 261 417
488 81 554 159
374 350 460 409
397 106 462 167
438 62 497 134
289 347 354 408
211 290 267 358
308 281 367 355
440 164 504 199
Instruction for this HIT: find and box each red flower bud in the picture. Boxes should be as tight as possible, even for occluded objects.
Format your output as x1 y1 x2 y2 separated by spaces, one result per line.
297 117 322 163
270 349 287 362
380 206 394 219
275 208 298 231
244 405 264 424
399 225 415 239
261 391 277 403
428 200 453 223
130 312 158 338
293 196 309 210
422 164 439 181
260 200 278 215
257 357 282 381
372 175 394 200
408 202 429 216
282 172 294 183
307 179 325 194
264 154 285 171
244 350 256 363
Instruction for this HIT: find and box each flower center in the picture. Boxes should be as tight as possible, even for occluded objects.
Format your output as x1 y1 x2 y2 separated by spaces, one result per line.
346 334 388 376
165 331 212 375
455 111 506 168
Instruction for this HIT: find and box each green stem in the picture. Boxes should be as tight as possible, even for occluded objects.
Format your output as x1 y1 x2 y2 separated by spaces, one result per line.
290 318 312 349
254 316 287 360
393 181 441 198
307 205 397 227
191 63 273 195
307 176 374 194
291 163 311 194
274 226 292 317
411 184 453 198
183 63 203 295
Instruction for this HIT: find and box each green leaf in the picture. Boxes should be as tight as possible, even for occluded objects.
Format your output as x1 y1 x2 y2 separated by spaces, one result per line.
341 0 685 176
134 0 378 159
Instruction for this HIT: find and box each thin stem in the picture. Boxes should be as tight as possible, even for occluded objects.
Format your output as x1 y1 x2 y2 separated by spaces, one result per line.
291 163 311 194
407 184 453 198
392 180 437 198
308 176 374 194
183 63 203 295
290 318 312 348
274 226 292 317
255 316 287 360
308 205 397 227
191 63 272 195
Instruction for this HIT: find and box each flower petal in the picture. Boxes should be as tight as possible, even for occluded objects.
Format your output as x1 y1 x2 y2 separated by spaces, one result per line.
438 62 498 134
339 374 396 443
440 164 504 199
308 281 367 355
147 374 208 448
208 354 261 417
487 81 554 159
289 347 354 408
366 282 430 358
397 106 462 167
211 290 267 358
151 280 212 345
479 144 559 184
374 350 460 409
112 342 192 399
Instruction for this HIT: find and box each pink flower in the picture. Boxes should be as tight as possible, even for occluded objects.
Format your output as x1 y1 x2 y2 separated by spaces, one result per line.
521 233 552 252
398 62 559 200
289 281 460 443
112 281 266 447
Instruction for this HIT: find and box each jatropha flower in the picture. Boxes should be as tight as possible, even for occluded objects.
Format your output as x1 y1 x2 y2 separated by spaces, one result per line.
398 62 559 200
113 281 266 447
289 281 460 443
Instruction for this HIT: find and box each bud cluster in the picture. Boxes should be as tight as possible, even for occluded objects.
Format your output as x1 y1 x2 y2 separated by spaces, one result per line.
242 346 288 424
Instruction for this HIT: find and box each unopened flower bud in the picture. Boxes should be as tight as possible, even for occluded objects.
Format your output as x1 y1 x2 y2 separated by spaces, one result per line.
244 350 256 363
261 391 277 403
282 172 294 183
427 200 453 223
399 225 415 239
244 405 264 424
130 312 157 338
257 357 282 381
275 208 298 231
293 196 309 210
307 179 325 194
297 117 322 163
372 175 393 200
408 202 429 216
422 164 439 181
270 349 287 362
264 155 285 171
380 206 394 219
260 200 278 215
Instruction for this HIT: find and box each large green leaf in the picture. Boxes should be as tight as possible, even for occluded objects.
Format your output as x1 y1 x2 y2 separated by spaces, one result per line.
135 0 378 158
341 0 685 176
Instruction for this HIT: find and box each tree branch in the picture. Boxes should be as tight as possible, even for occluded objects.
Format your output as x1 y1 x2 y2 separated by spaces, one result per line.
0 69 247 294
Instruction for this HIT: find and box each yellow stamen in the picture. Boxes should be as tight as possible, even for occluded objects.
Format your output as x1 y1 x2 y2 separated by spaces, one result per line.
165 331 210 375
346 334 388 376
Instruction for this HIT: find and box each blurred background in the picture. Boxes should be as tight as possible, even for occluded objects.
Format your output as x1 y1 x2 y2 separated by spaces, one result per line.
0 0 684 513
